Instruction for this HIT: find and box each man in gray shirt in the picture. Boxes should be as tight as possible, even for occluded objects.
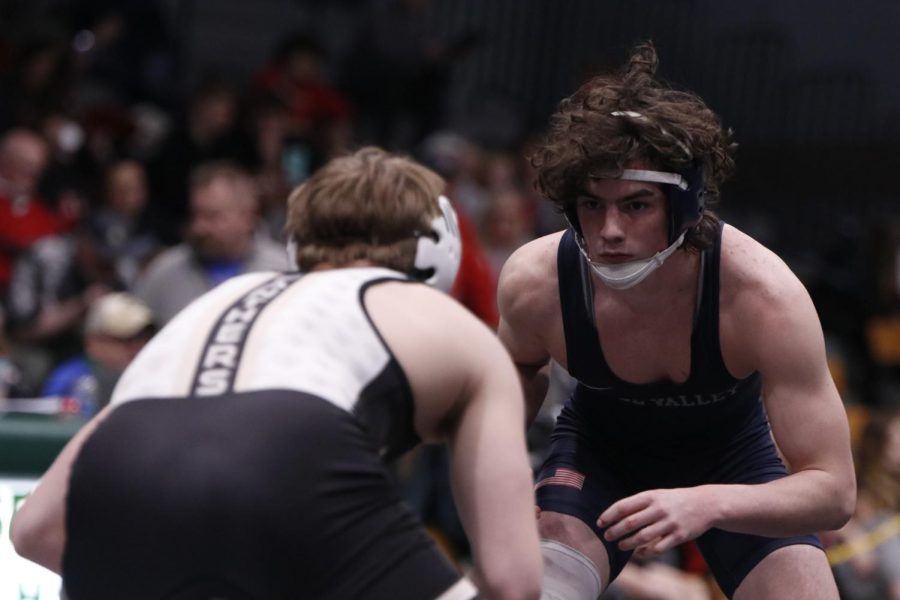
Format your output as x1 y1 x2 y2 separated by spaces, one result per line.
136 162 289 324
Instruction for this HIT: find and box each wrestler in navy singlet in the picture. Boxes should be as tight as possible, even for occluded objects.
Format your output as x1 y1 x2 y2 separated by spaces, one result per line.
63 268 469 600
535 224 821 598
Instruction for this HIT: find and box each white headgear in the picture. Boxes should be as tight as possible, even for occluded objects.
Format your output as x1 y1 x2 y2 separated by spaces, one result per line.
285 194 462 294
414 195 462 293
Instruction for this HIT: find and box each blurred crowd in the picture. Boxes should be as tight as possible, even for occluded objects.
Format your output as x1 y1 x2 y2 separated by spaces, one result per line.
0 1 563 405
0 1 898 598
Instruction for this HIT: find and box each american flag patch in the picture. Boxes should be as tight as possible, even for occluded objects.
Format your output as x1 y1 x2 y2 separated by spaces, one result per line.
535 468 586 491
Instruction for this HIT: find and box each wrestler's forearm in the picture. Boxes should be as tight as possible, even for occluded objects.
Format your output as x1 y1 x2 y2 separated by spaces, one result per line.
448 372 543 599
705 470 854 536
11 405 115 572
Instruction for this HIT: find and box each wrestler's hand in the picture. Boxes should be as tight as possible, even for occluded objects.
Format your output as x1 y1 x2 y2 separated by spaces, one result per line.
597 486 713 558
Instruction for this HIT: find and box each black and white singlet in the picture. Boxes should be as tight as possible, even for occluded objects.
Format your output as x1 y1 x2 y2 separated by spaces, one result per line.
63 268 474 600
112 267 422 460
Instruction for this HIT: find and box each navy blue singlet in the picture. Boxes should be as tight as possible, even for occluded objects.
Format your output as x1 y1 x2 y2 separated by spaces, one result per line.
535 224 821 598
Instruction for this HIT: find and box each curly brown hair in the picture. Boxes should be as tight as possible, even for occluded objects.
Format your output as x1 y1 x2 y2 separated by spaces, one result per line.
529 42 736 251
285 146 445 273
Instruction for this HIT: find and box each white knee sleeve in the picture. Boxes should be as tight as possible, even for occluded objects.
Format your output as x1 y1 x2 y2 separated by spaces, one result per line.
540 539 603 600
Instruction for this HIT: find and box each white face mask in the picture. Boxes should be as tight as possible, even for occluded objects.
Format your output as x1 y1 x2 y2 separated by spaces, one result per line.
569 167 690 290
574 231 686 290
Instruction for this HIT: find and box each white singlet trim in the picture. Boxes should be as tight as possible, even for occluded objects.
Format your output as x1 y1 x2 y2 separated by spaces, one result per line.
435 576 479 600
111 268 405 415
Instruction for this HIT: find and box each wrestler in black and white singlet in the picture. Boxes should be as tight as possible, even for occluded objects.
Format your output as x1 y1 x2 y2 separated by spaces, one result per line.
63 268 474 600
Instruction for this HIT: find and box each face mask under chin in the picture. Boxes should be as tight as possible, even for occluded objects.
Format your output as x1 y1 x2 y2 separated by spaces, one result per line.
577 232 686 290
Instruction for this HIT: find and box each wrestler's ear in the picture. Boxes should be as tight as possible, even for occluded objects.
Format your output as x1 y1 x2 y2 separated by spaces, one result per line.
666 163 705 244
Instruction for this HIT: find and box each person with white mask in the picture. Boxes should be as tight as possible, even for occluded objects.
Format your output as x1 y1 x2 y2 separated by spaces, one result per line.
497 42 855 600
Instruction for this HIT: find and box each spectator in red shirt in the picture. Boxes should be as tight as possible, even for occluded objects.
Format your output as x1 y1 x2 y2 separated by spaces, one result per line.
251 32 353 165
451 206 499 328
0 128 75 290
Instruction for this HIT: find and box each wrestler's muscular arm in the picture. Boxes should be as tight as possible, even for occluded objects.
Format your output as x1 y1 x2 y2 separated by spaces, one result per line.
497 233 565 425
366 283 542 599
598 227 856 555
444 331 543 599
11 404 117 573
709 229 856 533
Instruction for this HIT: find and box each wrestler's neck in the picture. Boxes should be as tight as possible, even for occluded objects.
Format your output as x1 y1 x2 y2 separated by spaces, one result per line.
591 248 700 308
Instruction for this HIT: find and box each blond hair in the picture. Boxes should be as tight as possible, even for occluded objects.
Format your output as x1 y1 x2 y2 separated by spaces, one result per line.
285 146 445 273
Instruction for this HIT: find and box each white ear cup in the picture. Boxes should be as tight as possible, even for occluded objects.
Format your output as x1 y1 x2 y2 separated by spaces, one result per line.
414 195 462 293
287 195 461 288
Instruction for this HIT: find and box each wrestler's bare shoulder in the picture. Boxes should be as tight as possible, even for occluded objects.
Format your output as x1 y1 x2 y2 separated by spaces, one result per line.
720 224 808 308
719 224 817 375
499 231 565 294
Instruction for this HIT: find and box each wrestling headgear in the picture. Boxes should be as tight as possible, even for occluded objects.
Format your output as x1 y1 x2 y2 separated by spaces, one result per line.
413 194 462 293
285 194 462 293
559 108 707 289
564 165 705 290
